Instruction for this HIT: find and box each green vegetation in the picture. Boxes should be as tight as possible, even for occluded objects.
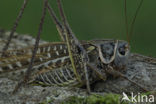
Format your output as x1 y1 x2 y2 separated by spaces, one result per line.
40 91 155 104
61 94 122 104
40 93 124 104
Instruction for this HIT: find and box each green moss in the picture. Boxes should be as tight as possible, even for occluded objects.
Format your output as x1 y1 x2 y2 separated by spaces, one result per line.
127 91 155 103
61 93 128 104
41 92 154 104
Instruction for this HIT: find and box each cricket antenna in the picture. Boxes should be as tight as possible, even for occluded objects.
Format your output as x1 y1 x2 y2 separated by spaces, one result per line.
129 0 144 42
124 0 130 45
124 0 144 46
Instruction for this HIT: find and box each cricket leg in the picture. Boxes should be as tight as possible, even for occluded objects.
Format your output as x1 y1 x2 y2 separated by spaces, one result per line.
87 63 107 81
106 65 148 92
12 0 48 94
1 0 29 57
47 3 66 41
56 0 91 94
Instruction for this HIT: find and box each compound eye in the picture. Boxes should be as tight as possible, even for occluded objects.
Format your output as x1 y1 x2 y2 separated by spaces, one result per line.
118 44 129 56
119 49 126 55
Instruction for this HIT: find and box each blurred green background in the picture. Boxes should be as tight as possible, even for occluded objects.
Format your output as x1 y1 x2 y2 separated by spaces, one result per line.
0 0 155 57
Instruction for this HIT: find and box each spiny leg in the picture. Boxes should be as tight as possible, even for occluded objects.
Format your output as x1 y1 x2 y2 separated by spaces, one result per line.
43 1 86 87
1 0 29 57
12 0 48 94
56 0 91 93
47 3 66 41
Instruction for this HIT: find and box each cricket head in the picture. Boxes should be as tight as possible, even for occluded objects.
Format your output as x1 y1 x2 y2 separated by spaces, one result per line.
99 40 130 70
90 39 130 71
113 40 130 69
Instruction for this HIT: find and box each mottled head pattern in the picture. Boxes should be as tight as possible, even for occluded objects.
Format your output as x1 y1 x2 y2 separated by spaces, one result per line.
90 39 130 70
98 40 118 64
99 40 130 69
114 40 130 69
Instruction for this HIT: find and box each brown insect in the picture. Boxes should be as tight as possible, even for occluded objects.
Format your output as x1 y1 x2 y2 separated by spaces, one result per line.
0 0 146 94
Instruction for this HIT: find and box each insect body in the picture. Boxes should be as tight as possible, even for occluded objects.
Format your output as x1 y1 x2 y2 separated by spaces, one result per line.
0 39 129 87
0 0 146 93
32 39 130 87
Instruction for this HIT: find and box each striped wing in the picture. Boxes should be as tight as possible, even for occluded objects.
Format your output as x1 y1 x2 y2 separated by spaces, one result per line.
0 42 69 74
